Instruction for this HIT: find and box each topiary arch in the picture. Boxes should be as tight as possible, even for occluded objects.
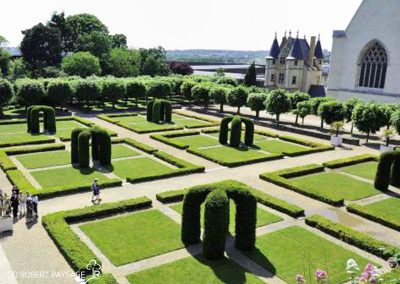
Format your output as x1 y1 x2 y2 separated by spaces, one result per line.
27 105 56 134
219 115 254 147
374 151 395 191
390 151 400 187
181 185 257 260
71 127 112 168
146 100 172 123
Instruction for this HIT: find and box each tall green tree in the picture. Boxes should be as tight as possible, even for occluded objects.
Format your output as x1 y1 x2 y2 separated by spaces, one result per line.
103 48 140 77
244 62 257 86
265 89 291 126
352 103 383 142
0 79 13 114
139 47 170 76
111 34 127 49
77 31 112 58
61 52 101 77
247 93 267 119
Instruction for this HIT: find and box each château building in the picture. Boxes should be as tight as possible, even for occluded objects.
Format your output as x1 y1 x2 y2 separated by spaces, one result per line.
328 0 400 103
264 32 325 97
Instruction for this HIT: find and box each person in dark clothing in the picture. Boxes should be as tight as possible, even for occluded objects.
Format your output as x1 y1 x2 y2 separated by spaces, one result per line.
10 193 19 218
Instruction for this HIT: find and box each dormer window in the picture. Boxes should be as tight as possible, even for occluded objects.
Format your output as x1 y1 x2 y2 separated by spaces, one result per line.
294 60 298 66
279 58 285 65
272 60 276 65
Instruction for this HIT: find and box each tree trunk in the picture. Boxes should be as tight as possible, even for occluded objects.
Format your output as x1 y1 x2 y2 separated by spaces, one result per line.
135 97 138 107
302 117 305 125
386 137 390 147
189 100 192 109
295 114 299 125
237 106 240 114
366 131 370 143
320 119 324 129
276 113 280 127
350 123 354 135
256 110 259 120
220 104 224 113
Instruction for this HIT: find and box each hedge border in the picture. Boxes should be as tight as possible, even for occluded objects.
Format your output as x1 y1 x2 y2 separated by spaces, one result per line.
322 154 378 169
156 179 304 218
150 130 200 149
42 197 151 274
305 215 398 259
259 164 345 206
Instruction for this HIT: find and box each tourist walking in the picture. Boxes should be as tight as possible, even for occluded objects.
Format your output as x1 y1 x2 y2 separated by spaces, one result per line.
32 195 39 218
19 192 27 216
10 193 19 218
91 178 101 204
26 194 33 222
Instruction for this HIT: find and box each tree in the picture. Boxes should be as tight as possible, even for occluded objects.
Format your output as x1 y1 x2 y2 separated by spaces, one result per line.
391 109 400 135
216 76 237 86
103 48 140 77
309 97 335 116
168 62 193 75
75 79 101 107
192 83 211 111
0 79 13 114
8 58 30 80
15 79 46 108
295 101 312 125
0 48 11 77
139 47 170 76
379 104 395 130
290 91 311 124
244 62 257 86
20 23 63 72
77 31 112 58
210 86 229 112
247 93 266 119
227 86 248 114
352 103 383 142
47 80 73 107
146 81 172 99
101 79 126 108
317 101 346 127
180 80 196 108
111 34 127 49
264 89 291 126
344 98 363 134
126 80 146 106
64 13 109 52
62 52 101 77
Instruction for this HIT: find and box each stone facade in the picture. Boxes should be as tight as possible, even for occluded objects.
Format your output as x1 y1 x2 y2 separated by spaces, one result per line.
328 0 400 103
265 32 325 96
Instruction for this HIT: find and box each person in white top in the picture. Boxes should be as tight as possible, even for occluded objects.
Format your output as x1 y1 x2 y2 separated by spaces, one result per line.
19 192 27 216
32 195 39 218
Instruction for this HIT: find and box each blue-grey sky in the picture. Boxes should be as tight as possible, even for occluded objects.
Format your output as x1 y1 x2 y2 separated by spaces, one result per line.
1 0 363 50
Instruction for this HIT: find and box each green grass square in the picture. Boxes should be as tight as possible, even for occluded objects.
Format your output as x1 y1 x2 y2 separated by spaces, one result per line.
192 146 271 164
111 157 176 179
16 150 71 169
254 139 308 154
31 166 111 188
80 210 184 266
0 132 53 146
245 226 373 283
340 161 378 180
127 255 263 284
0 123 27 134
54 120 88 140
362 198 400 223
290 171 380 201
112 144 141 159
171 135 220 148
169 201 282 233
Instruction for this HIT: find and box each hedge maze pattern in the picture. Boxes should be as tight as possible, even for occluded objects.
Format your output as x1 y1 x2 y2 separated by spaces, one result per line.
27 105 56 134
219 115 254 147
146 100 172 123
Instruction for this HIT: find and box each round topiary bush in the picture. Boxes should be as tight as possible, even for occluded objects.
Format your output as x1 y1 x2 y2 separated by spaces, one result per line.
28 105 56 134
203 188 229 260
126 80 146 106
75 79 101 107
390 151 400 187
375 151 395 191
101 79 126 108
230 116 242 147
15 79 46 108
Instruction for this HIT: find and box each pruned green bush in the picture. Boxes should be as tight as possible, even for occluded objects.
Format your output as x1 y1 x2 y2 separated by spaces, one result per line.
180 80 196 107
247 93 266 119
203 188 229 260
152 100 163 123
15 79 45 107
101 79 126 108
78 129 91 168
75 78 101 107
264 89 291 125
146 101 154 122
242 117 254 146
374 151 395 191
28 105 56 134
210 85 229 112
230 115 242 147
227 86 248 114
0 79 13 114
146 81 172 99
192 83 211 110
322 154 377 169
126 80 146 106
390 151 400 187
47 80 72 106
219 116 232 145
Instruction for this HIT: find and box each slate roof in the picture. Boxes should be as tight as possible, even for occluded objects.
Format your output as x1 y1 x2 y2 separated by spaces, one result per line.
286 37 310 62
308 85 326 97
268 38 281 59
314 40 324 59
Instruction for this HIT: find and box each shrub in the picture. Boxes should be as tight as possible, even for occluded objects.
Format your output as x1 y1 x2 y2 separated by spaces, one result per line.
242 117 254 146
61 51 101 77
28 105 56 134
203 188 230 260
374 151 395 191
0 79 13 114
265 89 291 126
309 97 335 115
294 101 312 125
146 81 172 99
101 79 126 108
219 117 232 145
15 79 45 107
168 61 193 75
344 98 363 134
352 103 384 142
126 80 146 106
289 91 311 110
390 151 400 187
322 154 377 169
391 109 400 135
216 76 237 86
75 79 101 107
180 80 196 107
192 83 211 110
247 93 266 119
146 101 154 122
244 62 257 86
210 85 228 112
152 100 163 123
164 101 172 122
78 129 91 168
317 101 345 128
227 86 248 114
229 115 242 147
47 80 72 106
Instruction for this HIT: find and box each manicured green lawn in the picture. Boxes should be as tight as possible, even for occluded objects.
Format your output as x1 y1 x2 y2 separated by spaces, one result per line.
207 131 268 142
31 166 110 188
53 120 88 140
0 132 53 146
171 135 220 148
127 255 263 284
0 123 27 134
254 140 308 154
291 171 380 201
16 150 71 169
340 161 378 180
111 144 140 159
111 157 176 179
245 226 373 283
170 201 282 232
80 210 184 266
362 198 400 223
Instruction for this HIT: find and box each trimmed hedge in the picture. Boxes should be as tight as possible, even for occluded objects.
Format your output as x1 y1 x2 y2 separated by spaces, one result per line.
259 164 345 206
0 151 17 171
219 116 232 145
278 135 334 156
230 116 242 147
123 138 158 154
78 129 91 168
173 110 219 127
150 130 200 149
28 105 57 134
71 128 86 164
146 101 154 121
152 100 163 123
347 203 400 232
305 215 398 259
242 117 254 146
390 151 400 187
156 180 304 218
42 197 151 274
0 137 56 148
323 154 378 169
203 189 230 259
374 151 394 191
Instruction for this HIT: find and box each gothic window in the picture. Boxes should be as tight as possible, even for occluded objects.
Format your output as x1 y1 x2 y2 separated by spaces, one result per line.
279 57 285 65
278 73 285 84
271 74 275 82
358 42 387 89
292 76 297 85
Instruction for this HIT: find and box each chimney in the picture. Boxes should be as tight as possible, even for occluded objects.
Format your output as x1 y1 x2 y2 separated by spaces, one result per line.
309 36 316 66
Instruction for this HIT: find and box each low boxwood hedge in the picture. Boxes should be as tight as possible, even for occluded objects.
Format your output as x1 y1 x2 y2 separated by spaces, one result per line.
156 180 304 218
278 135 334 156
0 137 56 148
42 197 151 274
0 151 17 171
172 110 219 127
305 215 398 259
123 138 158 154
3 143 65 155
260 164 344 206
322 154 378 169
150 130 200 150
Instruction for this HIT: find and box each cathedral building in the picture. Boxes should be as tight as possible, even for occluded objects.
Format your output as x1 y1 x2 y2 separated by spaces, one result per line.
328 0 399 103
264 32 325 97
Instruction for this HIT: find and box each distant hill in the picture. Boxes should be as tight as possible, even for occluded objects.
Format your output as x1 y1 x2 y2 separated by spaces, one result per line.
166 49 268 65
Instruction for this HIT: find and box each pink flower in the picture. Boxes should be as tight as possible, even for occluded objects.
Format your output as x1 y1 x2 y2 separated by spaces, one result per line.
359 271 371 282
364 263 374 272
315 269 328 282
295 274 305 283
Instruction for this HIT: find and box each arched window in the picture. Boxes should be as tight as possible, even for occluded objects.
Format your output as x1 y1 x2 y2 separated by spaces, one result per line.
358 41 388 89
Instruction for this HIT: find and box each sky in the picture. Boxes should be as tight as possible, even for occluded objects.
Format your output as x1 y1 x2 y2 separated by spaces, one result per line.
1 0 363 51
